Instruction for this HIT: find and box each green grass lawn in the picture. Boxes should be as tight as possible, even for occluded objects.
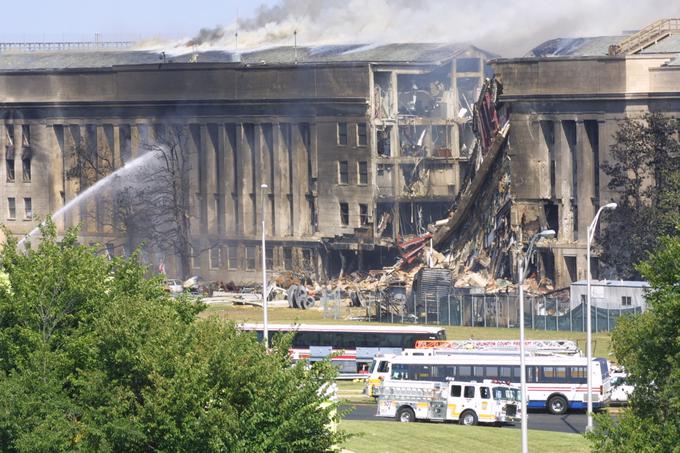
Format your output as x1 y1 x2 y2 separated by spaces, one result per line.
202 304 612 358
340 420 591 453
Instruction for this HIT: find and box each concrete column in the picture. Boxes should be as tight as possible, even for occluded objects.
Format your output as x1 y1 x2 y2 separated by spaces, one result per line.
576 121 596 243
64 125 80 229
130 125 141 159
44 125 64 230
97 124 115 234
111 125 122 232
203 124 217 235
237 123 254 236
222 124 237 235
253 124 264 233
273 123 290 237
290 124 305 237
555 120 575 242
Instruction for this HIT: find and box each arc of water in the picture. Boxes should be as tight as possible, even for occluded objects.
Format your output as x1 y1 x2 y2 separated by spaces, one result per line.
18 151 159 247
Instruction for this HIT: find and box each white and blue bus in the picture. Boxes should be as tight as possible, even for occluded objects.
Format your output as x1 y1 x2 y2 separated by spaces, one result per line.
368 353 611 414
240 323 446 379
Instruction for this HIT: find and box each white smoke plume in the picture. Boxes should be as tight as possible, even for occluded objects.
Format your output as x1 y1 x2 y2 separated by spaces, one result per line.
148 0 680 57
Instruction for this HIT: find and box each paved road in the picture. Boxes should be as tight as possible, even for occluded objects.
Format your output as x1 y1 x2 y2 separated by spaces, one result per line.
343 404 589 434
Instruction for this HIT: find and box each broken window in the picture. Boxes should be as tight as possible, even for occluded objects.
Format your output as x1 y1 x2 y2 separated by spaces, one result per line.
210 246 221 269
357 123 368 146
106 242 115 259
283 248 293 270
399 125 427 157
245 246 257 270
377 126 392 157
337 122 348 146
227 245 238 270
21 125 31 182
340 202 349 226
432 126 452 157
564 256 577 283
7 197 16 220
23 197 32 219
302 248 313 270
266 247 274 269
338 160 349 185
359 204 369 226
358 161 368 185
6 125 15 183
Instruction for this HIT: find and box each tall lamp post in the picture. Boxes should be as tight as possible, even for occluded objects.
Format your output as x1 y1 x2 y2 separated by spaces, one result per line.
261 183 269 347
519 229 555 453
586 202 617 430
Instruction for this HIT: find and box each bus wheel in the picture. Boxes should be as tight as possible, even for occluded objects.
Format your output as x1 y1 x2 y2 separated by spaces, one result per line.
548 395 568 415
396 407 416 423
459 410 478 426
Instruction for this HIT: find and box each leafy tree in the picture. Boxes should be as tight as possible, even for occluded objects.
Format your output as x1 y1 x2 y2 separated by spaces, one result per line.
587 235 680 452
0 220 345 452
600 113 680 279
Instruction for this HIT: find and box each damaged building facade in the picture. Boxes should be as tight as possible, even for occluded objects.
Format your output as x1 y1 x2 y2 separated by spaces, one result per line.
0 43 493 282
489 18 680 287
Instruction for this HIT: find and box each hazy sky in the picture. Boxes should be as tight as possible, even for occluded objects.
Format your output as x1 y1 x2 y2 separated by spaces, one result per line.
3 0 680 56
0 0 277 42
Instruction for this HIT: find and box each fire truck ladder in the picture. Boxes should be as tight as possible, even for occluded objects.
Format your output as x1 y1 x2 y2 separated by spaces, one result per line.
608 18 680 56
414 339 581 356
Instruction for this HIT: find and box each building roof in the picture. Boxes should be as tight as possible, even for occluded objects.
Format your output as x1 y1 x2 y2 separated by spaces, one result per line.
571 280 650 288
0 43 492 72
526 33 680 58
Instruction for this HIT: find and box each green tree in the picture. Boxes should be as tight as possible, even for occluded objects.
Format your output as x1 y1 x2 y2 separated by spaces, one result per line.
600 113 680 279
0 220 345 452
587 235 680 452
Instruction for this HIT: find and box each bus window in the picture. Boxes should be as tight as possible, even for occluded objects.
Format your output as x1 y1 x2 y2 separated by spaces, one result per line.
480 387 490 399
412 364 433 381
570 366 587 383
451 385 462 397
433 365 456 381
335 332 356 349
391 363 409 380
458 366 472 379
526 366 538 383
500 367 513 379
473 366 484 377
485 366 499 378
464 386 475 398
542 366 567 382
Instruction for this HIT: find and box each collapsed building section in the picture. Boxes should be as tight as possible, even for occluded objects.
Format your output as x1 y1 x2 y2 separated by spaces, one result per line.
0 43 494 283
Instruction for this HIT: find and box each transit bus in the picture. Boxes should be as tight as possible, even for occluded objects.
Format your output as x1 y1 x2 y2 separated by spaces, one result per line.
239 323 446 379
367 353 611 414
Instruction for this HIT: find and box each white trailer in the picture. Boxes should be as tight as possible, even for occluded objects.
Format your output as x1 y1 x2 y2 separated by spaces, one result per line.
375 379 521 425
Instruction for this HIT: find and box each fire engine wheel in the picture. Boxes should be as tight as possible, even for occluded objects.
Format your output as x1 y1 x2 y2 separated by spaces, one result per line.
548 395 568 415
459 410 478 426
396 407 416 423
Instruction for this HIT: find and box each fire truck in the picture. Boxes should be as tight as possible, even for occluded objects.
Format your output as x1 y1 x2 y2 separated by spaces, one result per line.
375 379 521 425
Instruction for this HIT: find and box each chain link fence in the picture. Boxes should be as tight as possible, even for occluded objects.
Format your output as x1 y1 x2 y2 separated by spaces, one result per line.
321 288 644 333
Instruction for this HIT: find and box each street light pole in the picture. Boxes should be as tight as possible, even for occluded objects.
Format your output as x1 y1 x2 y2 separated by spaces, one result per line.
519 229 555 453
261 183 269 347
586 202 617 431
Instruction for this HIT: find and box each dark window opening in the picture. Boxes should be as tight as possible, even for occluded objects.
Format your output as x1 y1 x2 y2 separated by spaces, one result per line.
359 204 369 226
283 248 293 270
245 246 257 271
338 161 349 185
227 245 238 270
266 247 274 270
456 58 481 73
377 126 392 157
340 202 349 226
464 386 475 399
357 123 368 146
23 198 32 219
358 161 368 185
337 122 348 145
564 256 577 283
6 159 15 182
622 296 632 307
7 197 16 220
210 246 221 269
